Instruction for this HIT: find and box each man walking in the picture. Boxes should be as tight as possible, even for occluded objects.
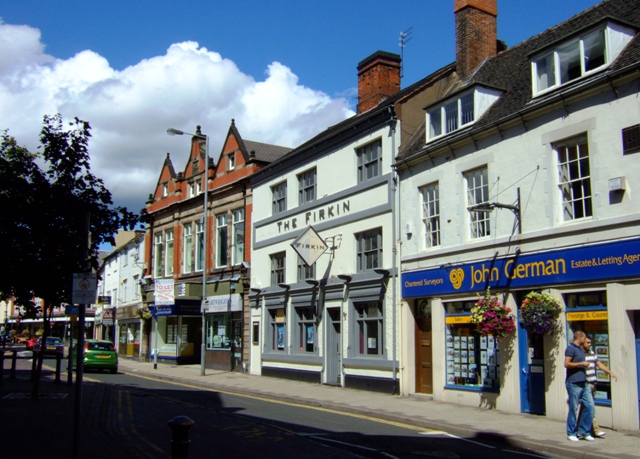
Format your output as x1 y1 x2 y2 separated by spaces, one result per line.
565 330 594 442
580 335 618 437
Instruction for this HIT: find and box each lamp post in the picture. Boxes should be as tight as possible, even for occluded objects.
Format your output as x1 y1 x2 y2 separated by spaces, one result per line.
468 187 522 234
167 126 209 376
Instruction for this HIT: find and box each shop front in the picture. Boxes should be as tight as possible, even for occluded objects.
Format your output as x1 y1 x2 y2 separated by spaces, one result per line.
202 293 243 371
402 237 640 430
116 305 142 359
149 300 201 365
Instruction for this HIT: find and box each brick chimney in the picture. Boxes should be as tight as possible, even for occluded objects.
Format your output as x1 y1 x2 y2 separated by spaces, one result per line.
454 0 498 81
357 51 401 114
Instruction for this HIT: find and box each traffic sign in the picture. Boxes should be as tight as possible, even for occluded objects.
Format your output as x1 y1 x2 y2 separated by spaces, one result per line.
72 273 97 304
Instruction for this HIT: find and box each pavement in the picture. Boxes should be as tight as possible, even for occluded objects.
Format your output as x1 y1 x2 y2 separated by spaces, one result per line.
1 347 639 459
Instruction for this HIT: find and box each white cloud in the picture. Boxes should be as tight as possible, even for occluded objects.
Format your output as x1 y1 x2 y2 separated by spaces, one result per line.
0 23 354 213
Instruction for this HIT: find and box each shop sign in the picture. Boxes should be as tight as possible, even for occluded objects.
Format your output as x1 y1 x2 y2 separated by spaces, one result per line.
155 279 175 305
402 237 640 298
445 315 472 324
566 311 608 321
202 294 242 313
291 225 327 267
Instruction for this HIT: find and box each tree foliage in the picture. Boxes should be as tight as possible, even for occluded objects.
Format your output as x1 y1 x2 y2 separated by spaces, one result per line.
0 114 138 316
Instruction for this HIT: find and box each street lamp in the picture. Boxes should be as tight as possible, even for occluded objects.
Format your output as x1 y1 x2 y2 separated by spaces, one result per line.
167 126 209 376
468 187 522 234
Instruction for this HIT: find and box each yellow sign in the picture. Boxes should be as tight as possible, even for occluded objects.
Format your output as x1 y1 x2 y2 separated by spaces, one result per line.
566 311 608 321
446 316 472 324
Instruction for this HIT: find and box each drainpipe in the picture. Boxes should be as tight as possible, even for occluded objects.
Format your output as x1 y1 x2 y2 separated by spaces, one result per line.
389 114 399 394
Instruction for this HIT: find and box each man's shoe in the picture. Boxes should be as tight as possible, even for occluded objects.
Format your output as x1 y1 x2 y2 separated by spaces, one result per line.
595 431 606 437
567 435 579 442
580 435 595 441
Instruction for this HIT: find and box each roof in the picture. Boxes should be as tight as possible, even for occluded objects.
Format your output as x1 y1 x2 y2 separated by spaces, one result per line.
243 140 292 163
397 0 640 162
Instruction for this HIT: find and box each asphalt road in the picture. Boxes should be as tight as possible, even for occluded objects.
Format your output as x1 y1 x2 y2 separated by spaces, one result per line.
79 370 552 459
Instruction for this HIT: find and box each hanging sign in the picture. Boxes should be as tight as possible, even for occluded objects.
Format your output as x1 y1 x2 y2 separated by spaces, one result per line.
291 225 327 267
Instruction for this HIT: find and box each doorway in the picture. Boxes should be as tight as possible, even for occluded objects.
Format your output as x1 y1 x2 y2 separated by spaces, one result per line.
415 299 433 394
325 307 342 386
518 321 546 414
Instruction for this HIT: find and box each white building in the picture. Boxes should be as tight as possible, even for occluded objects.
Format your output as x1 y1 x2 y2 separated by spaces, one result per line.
398 0 640 430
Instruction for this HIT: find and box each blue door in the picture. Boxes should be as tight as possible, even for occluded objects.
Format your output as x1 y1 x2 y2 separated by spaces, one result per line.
518 320 546 414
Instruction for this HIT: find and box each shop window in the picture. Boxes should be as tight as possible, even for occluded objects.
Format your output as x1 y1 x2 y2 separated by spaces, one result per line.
355 301 383 356
565 291 611 405
296 307 316 353
268 307 286 351
445 301 500 390
166 317 178 344
206 313 231 350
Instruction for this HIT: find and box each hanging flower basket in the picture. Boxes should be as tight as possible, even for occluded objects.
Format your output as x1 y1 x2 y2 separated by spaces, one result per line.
471 290 516 344
520 291 561 336
136 307 153 320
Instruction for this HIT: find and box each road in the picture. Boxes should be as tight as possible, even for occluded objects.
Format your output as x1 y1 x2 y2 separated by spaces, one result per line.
78 370 551 459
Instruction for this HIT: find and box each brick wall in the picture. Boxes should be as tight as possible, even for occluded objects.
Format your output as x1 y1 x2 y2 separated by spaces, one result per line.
357 51 401 114
454 0 497 80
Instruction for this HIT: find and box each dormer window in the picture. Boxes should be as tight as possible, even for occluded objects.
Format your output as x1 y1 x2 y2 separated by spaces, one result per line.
228 152 235 171
426 87 500 142
532 22 635 96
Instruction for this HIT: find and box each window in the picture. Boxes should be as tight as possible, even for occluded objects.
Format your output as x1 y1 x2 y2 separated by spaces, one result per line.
188 182 196 198
252 321 259 345
421 183 440 248
444 300 498 389
622 125 640 155
356 228 382 272
154 233 164 278
270 252 286 285
357 140 382 183
228 153 235 171
272 182 287 215
532 24 634 96
296 307 315 353
298 168 316 205
192 157 199 174
565 291 611 405
183 224 193 274
428 92 475 140
232 209 245 265
216 214 228 268
268 308 286 351
466 167 490 238
206 313 231 350
162 183 168 197
195 220 204 272
355 302 383 355
164 230 174 276
165 317 178 344
297 254 316 282
196 180 202 195
556 136 592 221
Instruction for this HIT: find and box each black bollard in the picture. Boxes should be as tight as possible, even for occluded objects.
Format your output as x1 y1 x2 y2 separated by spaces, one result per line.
54 353 62 384
168 416 195 459
0 351 4 386
9 350 17 380
30 350 37 381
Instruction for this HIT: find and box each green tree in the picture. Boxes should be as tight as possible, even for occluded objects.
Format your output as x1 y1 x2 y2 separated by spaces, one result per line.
0 114 138 392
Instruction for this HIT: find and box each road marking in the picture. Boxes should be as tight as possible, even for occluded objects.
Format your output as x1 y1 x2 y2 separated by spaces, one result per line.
122 370 438 433
443 433 497 449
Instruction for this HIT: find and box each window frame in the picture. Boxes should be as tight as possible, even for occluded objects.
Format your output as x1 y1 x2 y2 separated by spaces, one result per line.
296 254 316 282
232 209 245 266
295 306 316 354
270 252 286 286
183 224 193 274
428 91 475 141
298 168 317 205
164 230 174 277
154 233 164 278
195 220 204 272
216 213 228 268
227 152 235 171
357 140 382 183
354 301 384 356
555 135 592 222
356 228 382 272
420 182 441 248
272 181 287 215
465 167 490 239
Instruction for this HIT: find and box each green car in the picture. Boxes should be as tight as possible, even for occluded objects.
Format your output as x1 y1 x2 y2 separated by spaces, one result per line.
72 339 118 374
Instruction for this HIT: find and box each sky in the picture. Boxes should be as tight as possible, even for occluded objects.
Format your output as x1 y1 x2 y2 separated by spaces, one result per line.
1 0 603 218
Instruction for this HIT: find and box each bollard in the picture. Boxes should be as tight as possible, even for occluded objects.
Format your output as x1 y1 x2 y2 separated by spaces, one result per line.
54 353 62 384
10 349 17 380
30 350 37 381
168 416 195 459
0 351 4 386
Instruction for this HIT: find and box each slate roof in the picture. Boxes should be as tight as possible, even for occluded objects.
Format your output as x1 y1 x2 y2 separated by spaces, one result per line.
243 140 292 163
397 0 640 162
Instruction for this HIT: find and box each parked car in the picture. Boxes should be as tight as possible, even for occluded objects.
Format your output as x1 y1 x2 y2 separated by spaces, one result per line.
72 340 118 374
34 336 64 357
26 336 39 350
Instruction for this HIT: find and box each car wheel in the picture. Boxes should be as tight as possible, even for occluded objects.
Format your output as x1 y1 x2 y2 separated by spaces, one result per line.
110 367 117 374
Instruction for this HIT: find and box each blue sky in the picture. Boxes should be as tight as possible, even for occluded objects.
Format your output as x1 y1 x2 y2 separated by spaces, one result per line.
1 0 602 213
